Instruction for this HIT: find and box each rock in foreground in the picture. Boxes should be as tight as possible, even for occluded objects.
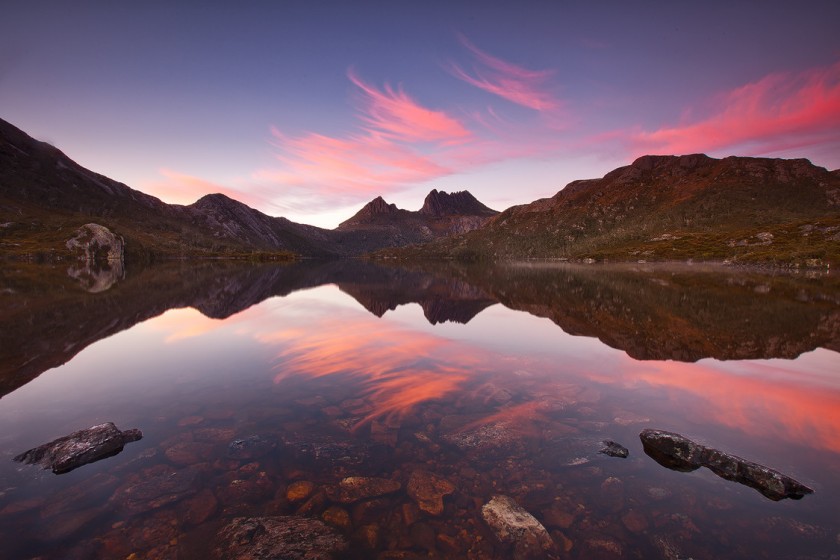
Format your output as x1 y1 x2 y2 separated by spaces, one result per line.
639 429 814 501
599 439 629 458
481 495 558 559
13 422 142 474
214 516 347 559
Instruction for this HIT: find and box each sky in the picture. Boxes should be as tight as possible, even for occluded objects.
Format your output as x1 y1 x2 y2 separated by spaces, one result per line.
2 1 839 228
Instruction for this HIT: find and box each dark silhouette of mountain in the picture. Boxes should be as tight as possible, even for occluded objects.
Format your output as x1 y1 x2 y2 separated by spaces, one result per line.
1 118 499 260
4 117 838 265
381 154 840 265
336 190 499 249
2 260 838 399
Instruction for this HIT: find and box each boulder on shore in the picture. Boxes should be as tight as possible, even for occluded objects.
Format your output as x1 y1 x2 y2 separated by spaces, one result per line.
13 422 142 474
639 428 813 501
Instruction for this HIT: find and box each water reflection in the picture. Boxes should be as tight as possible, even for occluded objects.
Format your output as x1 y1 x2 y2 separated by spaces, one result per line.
0 261 838 559
2 260 838 399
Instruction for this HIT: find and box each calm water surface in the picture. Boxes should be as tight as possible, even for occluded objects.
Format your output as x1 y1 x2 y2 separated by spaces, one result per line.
0 261 838 559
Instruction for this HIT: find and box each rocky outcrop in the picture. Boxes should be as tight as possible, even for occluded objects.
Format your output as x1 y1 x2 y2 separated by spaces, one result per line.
419 189 497 217
340 196 400 225
13 422 142 474
640 429 814 501
335 190 498 251
213 516 347 560
481 495 558 559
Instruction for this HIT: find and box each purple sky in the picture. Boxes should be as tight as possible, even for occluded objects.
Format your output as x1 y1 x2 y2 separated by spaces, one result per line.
3 1 839 227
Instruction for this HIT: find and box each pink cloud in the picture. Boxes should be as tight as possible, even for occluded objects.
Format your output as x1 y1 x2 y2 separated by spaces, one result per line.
630 60 840 157
448 34 562 112
347 68 472 144
143 168 267 208
261 69 483 204
264 128 453 194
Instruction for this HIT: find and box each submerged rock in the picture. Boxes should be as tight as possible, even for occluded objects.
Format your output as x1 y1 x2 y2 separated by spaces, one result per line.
481 495 558 559
227 434 277 460
111 466 201 514
639 429 814 501
406 470 456 516
332 476 401 503
599 440 629 458
13 422 142 474
214 516 347 559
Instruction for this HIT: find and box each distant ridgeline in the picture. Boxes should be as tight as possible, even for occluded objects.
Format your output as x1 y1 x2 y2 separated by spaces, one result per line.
1 117 838 265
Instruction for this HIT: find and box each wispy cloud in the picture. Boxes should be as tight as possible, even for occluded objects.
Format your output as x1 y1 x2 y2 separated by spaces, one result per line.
261 70 476 204
448 34 562 112
347 68 472 144
629 61 840 157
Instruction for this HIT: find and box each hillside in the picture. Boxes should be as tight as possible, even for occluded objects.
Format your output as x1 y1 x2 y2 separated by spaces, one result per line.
0 118 308 260
378 154 840 265
0 118 499 260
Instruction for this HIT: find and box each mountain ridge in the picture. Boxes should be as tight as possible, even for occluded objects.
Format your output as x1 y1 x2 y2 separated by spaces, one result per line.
0 117 497 259
379 153 840 265
3 117 838 265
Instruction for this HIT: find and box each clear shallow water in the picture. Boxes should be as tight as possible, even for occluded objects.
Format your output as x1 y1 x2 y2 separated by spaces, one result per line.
0 261 838 559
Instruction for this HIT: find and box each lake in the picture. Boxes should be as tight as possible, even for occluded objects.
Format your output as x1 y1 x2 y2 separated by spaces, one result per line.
1 260 838 559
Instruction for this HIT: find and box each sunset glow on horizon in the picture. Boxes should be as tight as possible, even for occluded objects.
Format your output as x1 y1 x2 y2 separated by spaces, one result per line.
2 2 839 227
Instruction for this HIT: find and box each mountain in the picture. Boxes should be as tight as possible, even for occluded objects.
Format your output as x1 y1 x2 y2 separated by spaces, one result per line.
4 116 838 265
336 189 499 248
0 118 312 260
419 189 497 217
380 154 840 265
0 118 498 260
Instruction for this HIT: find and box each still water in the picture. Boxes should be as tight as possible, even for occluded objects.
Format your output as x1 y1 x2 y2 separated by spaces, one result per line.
0 260 838 559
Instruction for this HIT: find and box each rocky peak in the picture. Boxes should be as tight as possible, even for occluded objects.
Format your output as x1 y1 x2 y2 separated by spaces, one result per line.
419 189 497 217
338 196 400 227
363 196 399 215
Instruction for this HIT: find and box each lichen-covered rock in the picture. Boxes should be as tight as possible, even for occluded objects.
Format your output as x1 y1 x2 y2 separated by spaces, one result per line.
481 495 558 559
640 429 814 501
13 422 142 474
213 516 347 559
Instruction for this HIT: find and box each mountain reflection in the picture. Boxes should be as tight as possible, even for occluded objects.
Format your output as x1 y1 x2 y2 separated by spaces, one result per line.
1 260 838 398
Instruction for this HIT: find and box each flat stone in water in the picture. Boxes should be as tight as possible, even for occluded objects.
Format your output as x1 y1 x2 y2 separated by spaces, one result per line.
640 428 814 501
13 422 142 474
599 440 629 458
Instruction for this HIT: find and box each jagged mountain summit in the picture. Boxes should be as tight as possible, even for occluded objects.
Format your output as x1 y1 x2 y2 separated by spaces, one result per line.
419 189 497 217
0 118 497 259
335 189 499 249
382 153 840 265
